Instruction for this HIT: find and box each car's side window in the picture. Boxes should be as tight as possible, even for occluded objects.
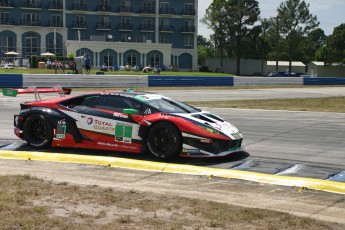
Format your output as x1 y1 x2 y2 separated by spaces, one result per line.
81 96 100 108
60 95 99 111
95 96 134 112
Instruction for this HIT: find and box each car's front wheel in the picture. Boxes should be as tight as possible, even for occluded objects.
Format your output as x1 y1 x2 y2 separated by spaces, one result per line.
146 122 182 159
23 113 53 149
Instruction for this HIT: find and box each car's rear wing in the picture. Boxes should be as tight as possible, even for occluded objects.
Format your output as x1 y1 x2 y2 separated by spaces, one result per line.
2 85 72 101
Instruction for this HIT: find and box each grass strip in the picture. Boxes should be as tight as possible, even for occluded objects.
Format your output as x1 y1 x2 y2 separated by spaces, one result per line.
187 97 345 113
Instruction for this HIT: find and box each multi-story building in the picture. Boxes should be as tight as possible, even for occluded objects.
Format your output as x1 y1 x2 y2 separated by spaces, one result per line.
0 0 198 70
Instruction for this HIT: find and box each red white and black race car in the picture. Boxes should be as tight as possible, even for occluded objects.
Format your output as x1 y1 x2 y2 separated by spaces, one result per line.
3 86 244 159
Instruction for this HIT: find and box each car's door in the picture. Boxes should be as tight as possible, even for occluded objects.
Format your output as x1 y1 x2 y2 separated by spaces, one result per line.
77 95 142 152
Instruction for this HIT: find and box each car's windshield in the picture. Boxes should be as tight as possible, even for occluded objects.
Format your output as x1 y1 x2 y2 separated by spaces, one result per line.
136 95 199 113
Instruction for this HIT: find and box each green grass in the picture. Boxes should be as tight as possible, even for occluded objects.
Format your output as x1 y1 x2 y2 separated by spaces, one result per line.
187 97 345 113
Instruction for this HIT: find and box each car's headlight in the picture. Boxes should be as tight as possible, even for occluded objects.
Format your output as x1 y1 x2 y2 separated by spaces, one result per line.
232 133 242 139
198 125 219 134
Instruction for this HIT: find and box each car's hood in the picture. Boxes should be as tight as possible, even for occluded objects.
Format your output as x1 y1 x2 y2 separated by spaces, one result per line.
174 111 242 139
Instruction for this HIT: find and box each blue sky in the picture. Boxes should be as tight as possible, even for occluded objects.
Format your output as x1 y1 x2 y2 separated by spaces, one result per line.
198 0 345 38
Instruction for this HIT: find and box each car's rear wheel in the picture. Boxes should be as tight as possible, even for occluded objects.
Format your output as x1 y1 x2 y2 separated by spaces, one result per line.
23 113 53 149
146 122 182 159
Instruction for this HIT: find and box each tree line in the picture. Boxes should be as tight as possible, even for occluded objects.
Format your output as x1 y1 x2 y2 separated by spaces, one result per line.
199 0 345 75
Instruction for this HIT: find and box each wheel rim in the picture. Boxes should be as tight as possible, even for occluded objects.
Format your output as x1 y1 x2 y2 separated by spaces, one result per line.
27 118 47 143
150 127 176 155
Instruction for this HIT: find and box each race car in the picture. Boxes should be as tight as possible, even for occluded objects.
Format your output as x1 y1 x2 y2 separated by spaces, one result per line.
3 86 244 159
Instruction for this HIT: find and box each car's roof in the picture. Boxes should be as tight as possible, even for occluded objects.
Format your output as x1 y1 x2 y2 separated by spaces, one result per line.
87 91 157 97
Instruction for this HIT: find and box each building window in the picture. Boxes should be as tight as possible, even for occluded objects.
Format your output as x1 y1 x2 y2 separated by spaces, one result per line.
144 1 153 9
100 0 109 5
160 1 169 10
150 54 160 67
127 53 137 67
184 35 194 47
49 0 62 9
138 33 153 43
184 2 194 14
159 34 170 44
121 0 131 7
47 37 62 56
0 12 10 24
0 35 15 56
22 13 41 26
25 33 39 56
100 16 109 25
50 14 62 27
75 0 85 5
74 15 85 28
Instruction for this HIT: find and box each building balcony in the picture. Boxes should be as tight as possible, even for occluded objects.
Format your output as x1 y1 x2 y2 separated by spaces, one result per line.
159 8 175 15
118 6 133 14
159 25 174 33
20 0 42 9
0 18 14 25
21 19 42 27
48 1 63 10
0 0 15 8
97 5 111 12
72 21 86 29
181 26 195 33
72 3 86 11
97 23 111 30
48 20 62 27
139 24 154 32
139 7 155 14
117 23 133 31
182 9 196 16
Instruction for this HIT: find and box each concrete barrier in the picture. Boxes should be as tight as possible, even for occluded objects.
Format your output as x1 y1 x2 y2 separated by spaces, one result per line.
22 74 148 88
1 74 345 88
148 76 234 87
0 74 23 88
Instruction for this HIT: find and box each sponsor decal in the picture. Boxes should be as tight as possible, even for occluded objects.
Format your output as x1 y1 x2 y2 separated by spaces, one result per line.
115 123 133 143
87 117 93 125
144 108 151 115
56 119 67 139
94 119 114 132
94 120 113 127
113 112 128 119
200 139 212 144
94 125 115 132
97 141 137 150
187 149 201 154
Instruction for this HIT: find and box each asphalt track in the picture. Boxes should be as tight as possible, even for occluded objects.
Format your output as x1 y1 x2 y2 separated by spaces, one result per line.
0 87 345 195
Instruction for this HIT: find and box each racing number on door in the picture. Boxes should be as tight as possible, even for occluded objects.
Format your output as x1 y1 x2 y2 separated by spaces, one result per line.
115 124 133 143
56 120 67 139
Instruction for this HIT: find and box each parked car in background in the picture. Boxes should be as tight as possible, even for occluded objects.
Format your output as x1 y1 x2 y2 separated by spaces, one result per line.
267 71 308 77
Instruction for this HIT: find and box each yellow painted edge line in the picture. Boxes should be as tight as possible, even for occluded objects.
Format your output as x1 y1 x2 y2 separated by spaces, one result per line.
1 150 344 195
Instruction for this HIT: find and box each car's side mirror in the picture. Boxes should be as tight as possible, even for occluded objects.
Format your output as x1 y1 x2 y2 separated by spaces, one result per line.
123 108 139 115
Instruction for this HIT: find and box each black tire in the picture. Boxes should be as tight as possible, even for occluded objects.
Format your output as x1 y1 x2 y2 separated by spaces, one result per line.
146 122 182 159
23 113 53 149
